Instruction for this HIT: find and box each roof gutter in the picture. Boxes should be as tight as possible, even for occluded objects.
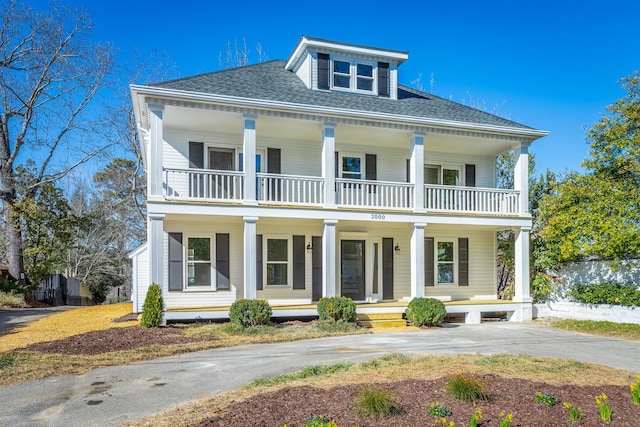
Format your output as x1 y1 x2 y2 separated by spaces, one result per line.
131 85 549 140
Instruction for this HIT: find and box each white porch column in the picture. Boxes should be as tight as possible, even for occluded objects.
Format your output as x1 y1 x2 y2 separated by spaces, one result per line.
148 213 165 286
148 104 164 199
513 226 532 303
243 114 258 204
243 216 258 299
411 222 427 299
410 131 425 212
322 122 337 207
513 142 530 215
322 219 338 297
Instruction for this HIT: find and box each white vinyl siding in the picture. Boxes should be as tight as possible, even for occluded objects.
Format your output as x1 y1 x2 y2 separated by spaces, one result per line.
424 226 497 299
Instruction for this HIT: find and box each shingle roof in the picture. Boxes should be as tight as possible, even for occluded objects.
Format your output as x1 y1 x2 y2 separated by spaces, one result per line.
149 60 532 130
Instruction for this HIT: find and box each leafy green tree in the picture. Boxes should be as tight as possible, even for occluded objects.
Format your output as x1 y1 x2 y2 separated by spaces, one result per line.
539 72 640 262
11 167 73 286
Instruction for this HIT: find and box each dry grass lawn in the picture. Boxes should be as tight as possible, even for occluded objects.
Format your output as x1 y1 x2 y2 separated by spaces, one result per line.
0 303 137 353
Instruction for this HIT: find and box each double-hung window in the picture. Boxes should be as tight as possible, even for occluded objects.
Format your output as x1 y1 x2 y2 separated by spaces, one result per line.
436 240 455 284
187 237 212 287
266 238 289 286
341 154 363 180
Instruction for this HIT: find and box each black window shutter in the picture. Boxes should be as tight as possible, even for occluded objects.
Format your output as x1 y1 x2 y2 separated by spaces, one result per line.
293 235 305 290
318 53 330 90
311 236 323 301
458 237 469 286
425 237 434 286
382 238 394 300
365 154 377 181
378 62 389 97
216 233 230 290
189 142 204 169
268 148 281 174
406 159 411 182
168 233 183 291
465 164 476 187
268 148 282 201
256 234 263 291
335 151 339 178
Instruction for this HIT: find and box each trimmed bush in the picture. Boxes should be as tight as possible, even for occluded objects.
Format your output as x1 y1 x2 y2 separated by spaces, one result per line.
405 297 446 326
140 283 164 328
229 299 272 327
316 296 357 322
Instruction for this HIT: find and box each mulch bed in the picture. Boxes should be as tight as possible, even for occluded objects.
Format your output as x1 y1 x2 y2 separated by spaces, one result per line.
20 325 213 355
197 376 639 426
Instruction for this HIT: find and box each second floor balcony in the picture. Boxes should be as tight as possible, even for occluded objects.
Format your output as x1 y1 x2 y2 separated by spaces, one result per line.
164 168 522 216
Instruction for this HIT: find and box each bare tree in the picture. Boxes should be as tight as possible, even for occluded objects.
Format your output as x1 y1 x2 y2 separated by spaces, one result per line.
0 0 114 284
218 38 268 69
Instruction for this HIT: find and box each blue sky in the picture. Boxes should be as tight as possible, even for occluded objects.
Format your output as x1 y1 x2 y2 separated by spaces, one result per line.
30 0 639 175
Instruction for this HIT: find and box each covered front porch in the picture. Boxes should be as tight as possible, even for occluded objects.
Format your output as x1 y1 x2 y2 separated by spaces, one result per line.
164 299 532 325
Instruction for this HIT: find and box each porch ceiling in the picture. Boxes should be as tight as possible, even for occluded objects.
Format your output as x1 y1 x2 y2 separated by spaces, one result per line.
162 105 516 156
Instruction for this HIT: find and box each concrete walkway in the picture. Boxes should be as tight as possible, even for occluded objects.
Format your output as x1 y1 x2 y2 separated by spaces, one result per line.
1 322 639 427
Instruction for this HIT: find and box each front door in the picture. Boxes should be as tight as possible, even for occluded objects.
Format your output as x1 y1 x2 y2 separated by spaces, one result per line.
341 240 365 300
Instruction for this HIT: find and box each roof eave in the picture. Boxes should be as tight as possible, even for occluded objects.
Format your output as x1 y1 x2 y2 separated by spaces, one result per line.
130 85 549 141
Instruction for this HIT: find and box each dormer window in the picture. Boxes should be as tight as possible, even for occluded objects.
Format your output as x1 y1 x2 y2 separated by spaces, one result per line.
331 58 376 94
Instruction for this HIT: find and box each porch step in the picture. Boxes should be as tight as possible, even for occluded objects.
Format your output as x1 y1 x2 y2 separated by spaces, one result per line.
357 312 407 328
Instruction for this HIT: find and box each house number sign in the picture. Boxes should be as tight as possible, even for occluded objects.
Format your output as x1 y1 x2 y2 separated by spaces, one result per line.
370 213 386 220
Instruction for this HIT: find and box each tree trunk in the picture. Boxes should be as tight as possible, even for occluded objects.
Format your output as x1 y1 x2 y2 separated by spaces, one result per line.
0 120 26 285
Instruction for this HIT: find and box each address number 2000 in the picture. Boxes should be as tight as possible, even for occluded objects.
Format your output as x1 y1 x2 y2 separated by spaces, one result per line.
370 214 386 220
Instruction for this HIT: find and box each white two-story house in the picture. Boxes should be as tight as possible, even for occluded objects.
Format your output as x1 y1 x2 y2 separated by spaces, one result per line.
129 36 547 323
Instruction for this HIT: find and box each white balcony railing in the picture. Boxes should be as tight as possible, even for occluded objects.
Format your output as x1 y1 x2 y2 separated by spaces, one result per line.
257 173 325 206
162 168 523 215
336 178 414 210
165 168 244 201
424 184 520 215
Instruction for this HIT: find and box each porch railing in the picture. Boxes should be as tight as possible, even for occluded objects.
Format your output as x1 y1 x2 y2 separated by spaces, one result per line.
257 173 325 206
165 168 244 201
162 168 523 215
424 184 520 214
336 178 414 210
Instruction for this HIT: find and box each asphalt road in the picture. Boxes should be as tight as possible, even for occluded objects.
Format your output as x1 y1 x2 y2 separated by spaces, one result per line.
1 322 639 427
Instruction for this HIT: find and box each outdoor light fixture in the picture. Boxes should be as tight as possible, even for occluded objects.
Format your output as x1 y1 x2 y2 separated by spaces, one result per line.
394 244 400 252
306 242 313 252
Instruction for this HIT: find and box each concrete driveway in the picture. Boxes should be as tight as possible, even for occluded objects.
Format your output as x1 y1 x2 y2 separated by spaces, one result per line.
1 322 639 427
0 306 75 334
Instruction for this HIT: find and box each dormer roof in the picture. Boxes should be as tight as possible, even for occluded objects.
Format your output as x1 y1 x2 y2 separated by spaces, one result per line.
284 36 409 71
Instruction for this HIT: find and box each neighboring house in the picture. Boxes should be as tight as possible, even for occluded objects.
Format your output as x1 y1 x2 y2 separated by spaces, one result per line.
130 36 547 322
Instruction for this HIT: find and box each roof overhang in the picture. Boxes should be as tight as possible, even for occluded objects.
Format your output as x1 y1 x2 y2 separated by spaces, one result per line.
130 84 549 142
285 35 409 71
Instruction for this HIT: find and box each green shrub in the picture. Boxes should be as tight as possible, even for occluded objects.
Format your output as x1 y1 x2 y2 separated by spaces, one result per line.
229 299 272 327
531 273 556 303
405 297 446 326
445 373 490 403
316 296 357 322
0 280 29 295
568 282 640 307
140 283 164 328
0 290 28 308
